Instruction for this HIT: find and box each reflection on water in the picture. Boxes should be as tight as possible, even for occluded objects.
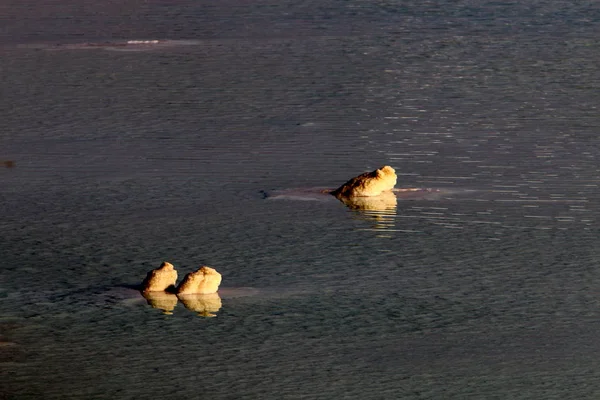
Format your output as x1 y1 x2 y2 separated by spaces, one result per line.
142 291 178 315
336 191 397 232
178 293 223 318
141 291 222 317
337 189 454 233
354 208 397 233
336 190 398 211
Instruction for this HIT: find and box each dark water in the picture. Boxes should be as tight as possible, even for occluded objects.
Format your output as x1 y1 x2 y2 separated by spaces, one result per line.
2 1 600 398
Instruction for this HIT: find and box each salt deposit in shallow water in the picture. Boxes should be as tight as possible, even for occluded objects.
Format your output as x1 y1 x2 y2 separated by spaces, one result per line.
264 187 451 204
17 39 202 52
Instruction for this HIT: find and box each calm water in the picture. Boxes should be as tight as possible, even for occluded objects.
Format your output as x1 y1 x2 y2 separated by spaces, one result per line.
2 1 600 398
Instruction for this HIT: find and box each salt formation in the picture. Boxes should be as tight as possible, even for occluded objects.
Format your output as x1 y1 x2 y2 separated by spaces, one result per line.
331 166 397 197
177 266 222 295
178 293 222 317
141 262 178 293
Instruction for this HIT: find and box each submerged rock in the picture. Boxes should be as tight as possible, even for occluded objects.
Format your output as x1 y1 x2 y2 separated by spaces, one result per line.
331 165 397 198
177 266 222 295
141 262 178 293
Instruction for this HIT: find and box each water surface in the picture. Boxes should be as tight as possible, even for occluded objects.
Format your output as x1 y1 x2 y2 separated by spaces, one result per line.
2 0 600 398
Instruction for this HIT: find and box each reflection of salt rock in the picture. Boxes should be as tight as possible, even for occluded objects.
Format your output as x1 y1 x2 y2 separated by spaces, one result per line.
178 293 222 317
177 266 222 295
142 291 178 315
331 166 397 197
141 262 178 293
338 190 397 211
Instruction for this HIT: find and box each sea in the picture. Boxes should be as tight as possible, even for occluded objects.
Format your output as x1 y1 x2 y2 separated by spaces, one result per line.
2 0 600 398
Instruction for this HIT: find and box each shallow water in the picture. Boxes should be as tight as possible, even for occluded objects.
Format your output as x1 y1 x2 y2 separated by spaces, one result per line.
2 0 600 398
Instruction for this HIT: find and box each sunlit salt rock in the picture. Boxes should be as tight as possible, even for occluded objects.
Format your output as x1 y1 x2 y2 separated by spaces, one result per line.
337 189 397 211
141 262 178 293
331 165 397 197
142 291 178 315
177 266 222 295
178 292 222 317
